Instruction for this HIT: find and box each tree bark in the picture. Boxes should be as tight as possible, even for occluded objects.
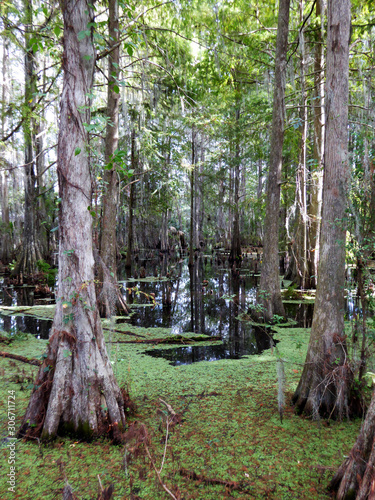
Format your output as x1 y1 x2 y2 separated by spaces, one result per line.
14 0 43 277
0 33 12 264
230 106 242 262
329 389 375 499
125 127 137 269
98 0 128 317
253 0 289 322
18 0 126 441
284 0 309 288
307 0 325 288
292 0 352 420
188 127 196 267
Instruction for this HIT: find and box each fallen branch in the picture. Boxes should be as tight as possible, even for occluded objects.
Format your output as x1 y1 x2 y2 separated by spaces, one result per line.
103 328 146 338
179 468 252 494
0 351 41 366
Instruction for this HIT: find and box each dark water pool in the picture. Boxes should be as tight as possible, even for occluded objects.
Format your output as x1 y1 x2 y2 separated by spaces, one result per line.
0 253 364 363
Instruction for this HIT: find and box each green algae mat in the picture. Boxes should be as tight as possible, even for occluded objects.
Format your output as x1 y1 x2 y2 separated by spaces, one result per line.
0 313 363 499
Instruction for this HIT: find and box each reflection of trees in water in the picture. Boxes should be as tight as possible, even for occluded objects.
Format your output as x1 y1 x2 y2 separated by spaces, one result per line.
0 282 52 338
126 256 260 340
123 255 276 363
146 326 274 365
1 279 13 332
283 302 314 328
189 258 205 334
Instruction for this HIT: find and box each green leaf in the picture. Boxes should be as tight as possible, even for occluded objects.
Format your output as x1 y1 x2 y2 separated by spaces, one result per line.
74 147 81 156
50 226 59 233
126 45 133 57
113 84 120 94
78 30 90 41
63 350 72 358
54 26 61 37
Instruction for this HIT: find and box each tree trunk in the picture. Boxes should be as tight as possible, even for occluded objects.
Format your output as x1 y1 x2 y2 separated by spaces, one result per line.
18 0 126 441
188 127 195 267
253 0 289 322
329 389 375 499
125 128 137 269
230 106 242 262
160 209 169 252
285 3 309 288
0 169 12 264
98 0 128 317
14 0 43 277
34 56 50 260
0 33 12 264
292 0 352 420
307 0 325 288
194 134 201 250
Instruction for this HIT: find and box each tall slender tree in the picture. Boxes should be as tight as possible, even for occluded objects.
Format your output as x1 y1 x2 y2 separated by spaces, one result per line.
98 0 128 316
307 0 325 288
252 0 290 322
292 0 352 419
18 0 126 441
14 0 43 277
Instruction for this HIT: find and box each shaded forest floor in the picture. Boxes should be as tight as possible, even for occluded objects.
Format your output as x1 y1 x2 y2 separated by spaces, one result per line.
0 305 367 499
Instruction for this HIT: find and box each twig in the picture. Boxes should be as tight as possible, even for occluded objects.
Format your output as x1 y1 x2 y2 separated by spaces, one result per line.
144 442 178 500
158 416 169 475
159 399 177 417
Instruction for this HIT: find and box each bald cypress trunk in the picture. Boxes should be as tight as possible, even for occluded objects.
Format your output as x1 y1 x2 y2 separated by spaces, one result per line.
18 0 126 441
292 0 352 419
307 0 325 289
329 389 375 499
98 0 128 316
0 34 12 264
14 0 43 277
253 0 289 322
188 127 195 267
125 128 137 269
230 106 242 262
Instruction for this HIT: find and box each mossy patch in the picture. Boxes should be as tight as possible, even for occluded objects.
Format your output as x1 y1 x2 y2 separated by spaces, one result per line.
119 277 169 283
0 304 55 320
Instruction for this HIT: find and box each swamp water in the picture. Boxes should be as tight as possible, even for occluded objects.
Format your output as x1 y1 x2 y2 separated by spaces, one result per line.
0 253 362 365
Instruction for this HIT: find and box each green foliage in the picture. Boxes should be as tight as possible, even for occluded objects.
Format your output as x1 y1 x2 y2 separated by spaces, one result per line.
283 283 299 300
36 260 57 286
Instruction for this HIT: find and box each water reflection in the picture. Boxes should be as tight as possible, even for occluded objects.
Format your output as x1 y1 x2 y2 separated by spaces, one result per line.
0 278 53 339
120 255 275 363
283 302 314 328
122 255 259 340
146 325 276 365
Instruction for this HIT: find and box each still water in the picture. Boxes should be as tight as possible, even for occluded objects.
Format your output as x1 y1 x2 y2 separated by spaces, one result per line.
0 253 364 365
